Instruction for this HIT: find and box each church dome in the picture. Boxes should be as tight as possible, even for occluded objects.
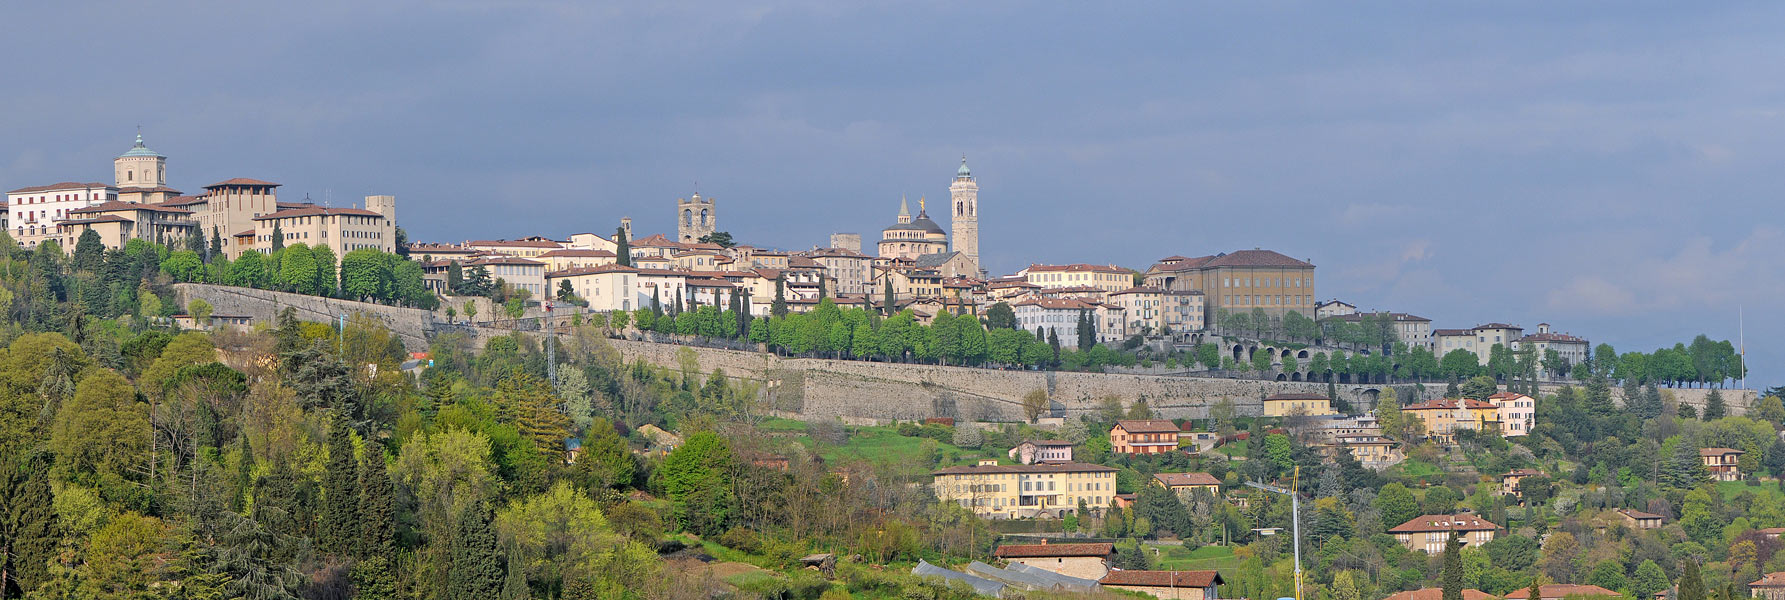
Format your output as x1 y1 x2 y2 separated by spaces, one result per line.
956 157 971 177
907 212 947 235
120 133 163 158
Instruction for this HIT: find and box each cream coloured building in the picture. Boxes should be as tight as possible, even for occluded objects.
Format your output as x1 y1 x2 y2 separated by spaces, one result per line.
1142 249 1317 328
1322 311 1433 351
1109 287 1206 336
467 237 563 258
250 196 397 258
803 247 873 296
877 197 950 260
1263 393 1337 417
8 182 117 248
59 201 196 250
564 232 617 253
932 460 1118 519
175 178 288 258
1389 514 1499 554
545 264 638 311
1484 392 1535 437
1019 263 1133 294
1515 323 1589 378
535 248 617 272
467 254 547 298
1436 323 1525 365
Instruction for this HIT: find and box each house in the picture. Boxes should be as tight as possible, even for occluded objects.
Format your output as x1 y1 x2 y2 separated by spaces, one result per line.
1263 392 1337 417
1315 299 1357 320
1702 448 1746 482
1514 323 1590 379
1389 514 1500 554
932 461 1118 519
1505 585 1619 600
1760 527 1785 540
1111 420 1181 455
1485 392 1537 437
1751 572 1785 600
1008 440 1074 465
1179 429 1221 453
1097 570 1223 600
1320 434 1403 470
1402 398 1500 444
1501 469 1544 497
1153 473 1222 498
1382 588 1495 600
993 542 1116 580
1618 508 1664 530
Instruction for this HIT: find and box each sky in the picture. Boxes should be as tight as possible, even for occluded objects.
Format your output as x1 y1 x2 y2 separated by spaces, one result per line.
3 2 1782 385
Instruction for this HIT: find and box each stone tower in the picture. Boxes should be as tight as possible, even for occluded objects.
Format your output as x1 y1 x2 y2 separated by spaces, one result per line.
677 193 716 243
114 132 166 191
949 157 979 274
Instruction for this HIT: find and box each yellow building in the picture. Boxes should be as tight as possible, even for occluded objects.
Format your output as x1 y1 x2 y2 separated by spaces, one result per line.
1019 263 1134 294
1141 249 1317 330
1402 398 1499 444
932 460 1118 519
1263 392 1337 417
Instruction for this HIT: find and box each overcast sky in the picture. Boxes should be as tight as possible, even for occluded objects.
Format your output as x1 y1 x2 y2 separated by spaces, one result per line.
4 2 1782 385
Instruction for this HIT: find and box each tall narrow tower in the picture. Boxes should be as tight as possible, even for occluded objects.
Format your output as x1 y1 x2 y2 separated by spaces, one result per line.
114 132 166 190
677 193 716 243
949 157 980 274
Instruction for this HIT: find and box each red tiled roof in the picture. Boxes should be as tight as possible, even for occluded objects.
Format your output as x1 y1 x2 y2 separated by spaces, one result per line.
68 200 191 215
7 182 111 194
159 195 207 207
234 229 256 238
1505 585 1618 599
1148 255 1216 272
1700 447 1745 456
993 542 1115 559
933 462 1117 476
629 233 679 247
1154 472 1221 487
1618 508 1664 520
1025 263 1131 274
1109 286 1165 296
1099 570 1222 588
1404 398 1496 411
1116 419 1180 434
1382 588 1494 600
1471 323 1520 331
538 249 616 258
468 255 544 267
1265 393 1329 402
547 264 640 278
468 239 562 248
203 177 280 188
1752 573 1785 588
1327 311 1431 323
1485 392 1531 400
1433 328 1472 336
1203 249 1313 268
253 205 382 220
1013 297 1096 310
1389 514 1499 534
118 185 183 195
60 215 133 225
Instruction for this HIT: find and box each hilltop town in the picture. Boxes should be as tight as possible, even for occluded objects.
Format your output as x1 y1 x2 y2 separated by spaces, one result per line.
0 136 1775 600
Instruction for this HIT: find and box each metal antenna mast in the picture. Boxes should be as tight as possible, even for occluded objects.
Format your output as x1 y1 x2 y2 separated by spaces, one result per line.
1246 466 1301 600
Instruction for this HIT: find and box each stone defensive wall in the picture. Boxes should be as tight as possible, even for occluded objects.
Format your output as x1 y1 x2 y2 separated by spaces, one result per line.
168 284 1754 422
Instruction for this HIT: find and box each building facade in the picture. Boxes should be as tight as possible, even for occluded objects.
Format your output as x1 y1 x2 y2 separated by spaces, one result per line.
932 461 1118 519
8 182 117 248
950 158 980 276
1515 323 1590 378
60 201 196 250
1110 420 1179 454
677 193 716 244
1142 250 1317 329
877 197 950 260
1484 392 1536 437
1389 514 1500 554
250 197 397 258
1264 393 1337 417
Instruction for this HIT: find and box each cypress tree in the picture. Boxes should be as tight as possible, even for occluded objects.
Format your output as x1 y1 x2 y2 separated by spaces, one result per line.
613 226 632 267
501 545 531 600
320 416 360 556
1527 578 1542 600
1077 309 1096 351
450 507 504 600
881 280 895 316
1048 328 1062 362
2 452 59 597
817 276 827 300
234 437 254 511
651 287 662 317
272 222 284 251
1441 531 1464 600
210 226 223 261
672 292 684 317
1678 560 1705 600
359 447 395 558
771 274 788 318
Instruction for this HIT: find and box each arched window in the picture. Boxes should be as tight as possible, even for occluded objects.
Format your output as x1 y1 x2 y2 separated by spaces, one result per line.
956 202 963 215
700 208 709 225
683 209 692 227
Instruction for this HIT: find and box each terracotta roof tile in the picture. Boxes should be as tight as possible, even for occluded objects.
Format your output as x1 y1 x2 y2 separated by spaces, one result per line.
993 542 1115 558
1504 585 1618 599
1154 472 1221 487
253 205 383 220
1388 514 1499 533
932 462 1117 476
1099 570 1222 588
203 177 280 188
6 182 112 194
1116 420 1180 434
1382 588 1494 600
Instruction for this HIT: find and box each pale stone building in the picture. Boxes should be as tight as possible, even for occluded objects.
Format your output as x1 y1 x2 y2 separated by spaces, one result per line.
877 196 950 260
464 254 546 298
8 182 117 248
1263 392 1337 417
1435 323 1525 365
1013 297 1125 345
467 237 563 258
250 196 397 258
1008 440 1074 465
1390 514 1499 554
1019 263 1133 294
949 158 980 276
1515 323 1590 377
1142 249 1317 329
932 462 1118 519
1316 299 1357 319
992 542 1115 580
564 232 617 253
545 264 639 311
535 248 617 272
803 247 872 296
1098 570 1222 600
59 201 196 250
1323 312 1433 351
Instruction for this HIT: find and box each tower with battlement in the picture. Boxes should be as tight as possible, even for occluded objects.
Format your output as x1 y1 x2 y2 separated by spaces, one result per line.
677 193 716 243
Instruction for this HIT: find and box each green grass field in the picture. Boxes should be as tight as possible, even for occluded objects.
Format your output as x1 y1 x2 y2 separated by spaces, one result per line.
766 420 996 467
1152 544 1241 572
1718 480 1785 502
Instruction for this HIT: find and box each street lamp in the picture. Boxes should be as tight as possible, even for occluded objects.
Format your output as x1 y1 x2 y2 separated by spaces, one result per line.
1246 466 1301 600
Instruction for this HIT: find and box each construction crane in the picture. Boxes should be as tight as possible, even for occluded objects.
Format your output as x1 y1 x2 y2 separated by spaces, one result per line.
1245 466 1301 600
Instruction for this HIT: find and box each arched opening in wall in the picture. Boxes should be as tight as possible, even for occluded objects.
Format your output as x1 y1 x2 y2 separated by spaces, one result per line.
1275 373 1287 381
1339 373 1351 384
1297 350 1309 359
1392 363 1402 377
683 209 692 227
1232 344 1244 362
701 208 709 225
1358 388 1381 407
1291 372 1303 382
1247 345 1258 360
1280 348 1292 360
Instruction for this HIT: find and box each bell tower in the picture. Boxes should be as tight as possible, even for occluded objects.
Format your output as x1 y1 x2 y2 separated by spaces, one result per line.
114 131 166 191
677 193 716 243
949 156 980 274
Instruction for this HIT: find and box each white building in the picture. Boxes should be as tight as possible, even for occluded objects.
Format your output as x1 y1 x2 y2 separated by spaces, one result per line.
1514 323 1590 378
546 264 637 312
1435 323 1525 365
8 182 117 248
1316 299 1358 320
1014 297 1127 345
1324 312 1433 351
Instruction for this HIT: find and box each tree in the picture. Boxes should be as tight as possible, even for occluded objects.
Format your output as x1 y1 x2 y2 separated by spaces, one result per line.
451 506 505 600
1705 389 1726 421
73 228 105 272
230 249 269 288
1631 560 1670 600
278 243 318 294
613 227 632 266
162 249 205 282
1678 559 1706 600
573 418 635 490
50 369 150 489
1460 375 1498 400
1586 559 1628 594
697 231 735 248
342 248 393 301
271 222 284 251
986 302 1016 329
2 451 58 597
1443 532 1465 600
320 416 360 556
952 422 982 448
1022 389 1049 422
652 431 734 535
771 275 788 318
1077 309 1096 351
1374 482 1419 527
359 446 396 558
187 297 213 326
1250 346 1273 375
1662 439 1710 489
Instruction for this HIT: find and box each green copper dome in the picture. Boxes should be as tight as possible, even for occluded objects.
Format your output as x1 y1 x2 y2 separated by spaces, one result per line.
120 133 163 158
956 157 971 177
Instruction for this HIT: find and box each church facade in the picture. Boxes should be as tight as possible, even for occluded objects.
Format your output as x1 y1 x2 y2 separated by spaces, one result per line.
875 158 981 275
